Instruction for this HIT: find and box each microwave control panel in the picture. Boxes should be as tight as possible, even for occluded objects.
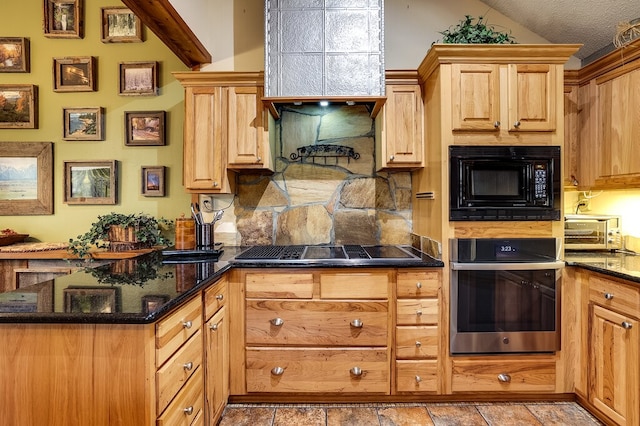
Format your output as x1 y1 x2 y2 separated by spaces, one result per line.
534 163 548 200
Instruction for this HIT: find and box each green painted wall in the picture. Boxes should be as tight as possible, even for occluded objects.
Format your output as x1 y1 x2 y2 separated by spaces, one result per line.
1 0 192 243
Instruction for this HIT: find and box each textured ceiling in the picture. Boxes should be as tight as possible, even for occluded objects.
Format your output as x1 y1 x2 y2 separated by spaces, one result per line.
479 0 640 61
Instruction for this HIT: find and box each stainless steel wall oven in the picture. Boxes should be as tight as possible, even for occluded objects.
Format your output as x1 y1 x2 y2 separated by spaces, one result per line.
450 238 565 354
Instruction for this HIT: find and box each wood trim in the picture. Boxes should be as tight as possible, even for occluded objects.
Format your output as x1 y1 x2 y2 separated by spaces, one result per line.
577 38 640 84
120 0 211 69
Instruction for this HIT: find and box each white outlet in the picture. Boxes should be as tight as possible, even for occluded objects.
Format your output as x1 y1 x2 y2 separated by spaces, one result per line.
198 195 215 212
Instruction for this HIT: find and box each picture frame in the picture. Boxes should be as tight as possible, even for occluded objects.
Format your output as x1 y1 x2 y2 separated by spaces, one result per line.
63 107 104 140
0 37 30 72
0 85 37 129
101 6 142 43
141 166 166 197
53 56 96 92
63 160 117 205
44 0 83 39
141 294 169 314
119 61 158 96
125 110 165 146
64 287 117 313
0 142 53 216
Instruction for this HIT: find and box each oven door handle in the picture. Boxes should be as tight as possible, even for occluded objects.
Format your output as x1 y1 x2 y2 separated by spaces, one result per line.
451 261 566 270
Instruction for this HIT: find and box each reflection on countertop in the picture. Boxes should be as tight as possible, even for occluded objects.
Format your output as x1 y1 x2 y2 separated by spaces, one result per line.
564 250 640 284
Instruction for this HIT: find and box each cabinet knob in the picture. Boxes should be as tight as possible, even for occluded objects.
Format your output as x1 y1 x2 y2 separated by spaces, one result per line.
622 321 633 329
213 181 219 187
604 293 614 300
350 367 363 377
389 155 395 161
257 157 262 162
183 362 193 371
183 406 194 415
415 341 421 347
216 294 224 301
513 120 521 128
494 121 501 128
416 310 423 316
497 373 511 383
210 323 219 331
271 366 285 376
182 320 193 329
416 282 422 289
415 375 422 383
270 317 284 326
350 319 363 328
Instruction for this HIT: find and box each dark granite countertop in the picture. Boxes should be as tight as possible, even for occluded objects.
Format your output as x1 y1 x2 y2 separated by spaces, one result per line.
564 250 640 285
0 245 443 324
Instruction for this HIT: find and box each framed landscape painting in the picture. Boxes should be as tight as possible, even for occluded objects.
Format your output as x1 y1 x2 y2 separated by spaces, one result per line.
101 7 142 43
141 166 165 197
0 85 37 129
119 61 158 96
125 110 165 146
0 38 30 72
44 0 83 39
63 107 104 140
63 160 117 205
53 56 96 92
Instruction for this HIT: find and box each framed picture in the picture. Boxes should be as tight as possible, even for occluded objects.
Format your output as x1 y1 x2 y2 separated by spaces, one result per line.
141 166 166 197
63 107 104 140
64 287 117 313
0 38 30 72
0 85 37 129
53 56 96 92
44 0 83 39
119 61 158 96
0 142 53 216
101 7 142 43
141 294 169 314
125 110 165 146
63 160 117 205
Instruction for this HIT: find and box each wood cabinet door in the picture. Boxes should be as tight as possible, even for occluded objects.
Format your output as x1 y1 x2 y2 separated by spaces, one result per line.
205 306 228 426
183 86 227 192
508 64 557 131
227 85 271 170
589 304 639 426
451 63 500 131
379 84 423 167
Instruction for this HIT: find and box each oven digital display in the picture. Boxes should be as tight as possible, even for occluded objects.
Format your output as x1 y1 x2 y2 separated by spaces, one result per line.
495 242 518 259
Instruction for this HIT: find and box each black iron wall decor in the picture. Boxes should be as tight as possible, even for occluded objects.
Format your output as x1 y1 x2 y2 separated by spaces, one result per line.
290 144 360 164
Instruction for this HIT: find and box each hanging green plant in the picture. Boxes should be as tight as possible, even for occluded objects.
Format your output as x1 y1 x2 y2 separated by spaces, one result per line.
437 15 516 44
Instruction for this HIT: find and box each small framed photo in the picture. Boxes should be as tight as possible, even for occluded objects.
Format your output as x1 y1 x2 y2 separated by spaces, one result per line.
0 85 37 129
125 110 165 146
141 294 169 314
101 6 142 43
119 61 158 96
64 287 117 313
44 0 83 39
63 107 104 141
141 166 166 197
53 56 96 92
64 160 117 205
0 38 30 72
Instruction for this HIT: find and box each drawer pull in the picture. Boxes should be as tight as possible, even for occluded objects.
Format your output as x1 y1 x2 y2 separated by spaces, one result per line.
270 318 284 326
183 362 193 371
210 323 219 331
183 406 194 415
415 341 421 347
604 293 614 300
415 375 422 383
350 367 363 377
216 294 224 301
494 121 501 128
416 282 422 289
622 321 633 329
182 321 193 329
271 366 285 376
416 310 423 316
513 120 521 128
497 373 511 383
350 319 363 328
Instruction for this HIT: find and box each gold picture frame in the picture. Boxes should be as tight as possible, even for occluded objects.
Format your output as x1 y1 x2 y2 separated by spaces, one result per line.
141 166 165 197
119 61 158 96
0 85 37 129
63 107 104 141
44 0 83 39
63 160 117 205
101 6 142 43
0 142 53 216
53 56 96 92
0 38 30 73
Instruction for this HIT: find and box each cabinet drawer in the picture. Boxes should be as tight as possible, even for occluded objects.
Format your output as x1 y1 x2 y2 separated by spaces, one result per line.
451 359 556 393
156 296 202 366
589 276 640 317
246 273 314 299
397 271 439 298
204 277 227 320
397 299 438 325
157 367 204 426
395 326 438 359
157 329 203 414
246 300 388 346
246 348 389 393
395 360 438 393
320 272 389 299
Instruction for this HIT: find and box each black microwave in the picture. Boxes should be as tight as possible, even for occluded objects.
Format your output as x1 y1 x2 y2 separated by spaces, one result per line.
449 145 561 221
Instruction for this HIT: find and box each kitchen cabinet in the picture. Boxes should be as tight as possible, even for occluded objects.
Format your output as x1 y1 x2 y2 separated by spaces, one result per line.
375 71 424 170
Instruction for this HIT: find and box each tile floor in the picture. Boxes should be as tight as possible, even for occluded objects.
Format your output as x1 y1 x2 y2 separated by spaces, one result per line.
219 402 603 426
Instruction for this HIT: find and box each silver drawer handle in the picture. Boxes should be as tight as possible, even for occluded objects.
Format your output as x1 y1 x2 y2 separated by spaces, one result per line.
350 367 363 376
216 294 224 300
270 318 284 326
415 375 422 383
257 157 262 162
494 121 501 128
513 120 521 128
182 321 192 329
415 341 421 347
416 310 423 316
213 181 219 187
271 366 285 376
183 406 194 415
604 293 614 300
416 282 422 289
497 373 511 383
210 323 219 331
183 362 193 371
389 155 395 161
350 319 363 328
622 321 633 329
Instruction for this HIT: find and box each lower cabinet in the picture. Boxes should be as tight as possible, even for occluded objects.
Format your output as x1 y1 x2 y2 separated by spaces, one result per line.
204 276 229 425
451 358 557 393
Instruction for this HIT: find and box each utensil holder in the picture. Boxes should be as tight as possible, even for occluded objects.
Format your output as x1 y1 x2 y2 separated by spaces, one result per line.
195 223 214 249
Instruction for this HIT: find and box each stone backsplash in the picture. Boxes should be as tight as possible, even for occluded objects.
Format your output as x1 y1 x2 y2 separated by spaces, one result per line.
213 104 413 246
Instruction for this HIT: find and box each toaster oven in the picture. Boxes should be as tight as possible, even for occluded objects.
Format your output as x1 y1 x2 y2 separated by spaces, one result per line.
564 214 622 251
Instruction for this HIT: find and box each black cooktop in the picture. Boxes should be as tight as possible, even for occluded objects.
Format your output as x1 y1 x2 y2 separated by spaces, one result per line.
233 244 421 263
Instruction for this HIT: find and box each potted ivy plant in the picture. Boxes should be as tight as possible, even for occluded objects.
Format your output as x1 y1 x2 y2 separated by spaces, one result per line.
68 212 173 259
437 15 516 44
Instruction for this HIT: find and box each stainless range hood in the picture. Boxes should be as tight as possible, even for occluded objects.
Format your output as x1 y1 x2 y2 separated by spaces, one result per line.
263 0 386 118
